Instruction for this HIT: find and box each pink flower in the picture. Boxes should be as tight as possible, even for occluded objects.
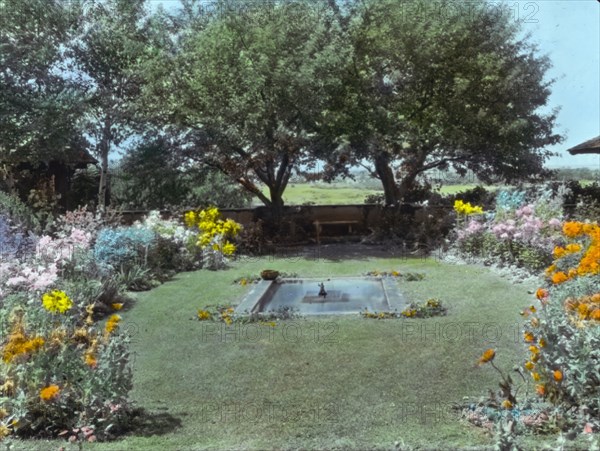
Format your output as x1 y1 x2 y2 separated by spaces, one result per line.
548 218 562 228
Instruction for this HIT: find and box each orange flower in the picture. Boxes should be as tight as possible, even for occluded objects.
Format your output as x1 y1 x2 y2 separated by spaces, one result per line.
529 345 539 354
478 349 495 365
551 271 568 284
591 293 600 303
535 288 548 300
40 384 60 401
523 332 535 343
524 361 535 371
553 246 566 259
538 338 546 348
591 309 600 320
536 384 546 396
553 370 563 382
563 221 584 238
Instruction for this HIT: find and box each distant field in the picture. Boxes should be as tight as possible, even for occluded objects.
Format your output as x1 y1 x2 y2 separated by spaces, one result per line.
258 179 597 206
254 182 486 206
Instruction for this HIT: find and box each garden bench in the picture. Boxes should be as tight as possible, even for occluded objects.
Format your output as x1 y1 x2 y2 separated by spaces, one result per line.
313 220 360 244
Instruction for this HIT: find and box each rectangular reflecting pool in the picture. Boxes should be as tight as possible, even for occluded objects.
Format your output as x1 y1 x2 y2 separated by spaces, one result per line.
236 277 406 315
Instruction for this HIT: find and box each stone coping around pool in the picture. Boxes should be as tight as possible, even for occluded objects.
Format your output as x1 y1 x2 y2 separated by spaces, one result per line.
234 276 407 316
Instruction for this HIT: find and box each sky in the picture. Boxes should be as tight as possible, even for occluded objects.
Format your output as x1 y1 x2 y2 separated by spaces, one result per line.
148 0 600 170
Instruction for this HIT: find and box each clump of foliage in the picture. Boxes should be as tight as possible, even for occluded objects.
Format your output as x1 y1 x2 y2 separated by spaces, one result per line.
361 299 446 319
184 207 242 270
197 305 301 324
453 185 568 271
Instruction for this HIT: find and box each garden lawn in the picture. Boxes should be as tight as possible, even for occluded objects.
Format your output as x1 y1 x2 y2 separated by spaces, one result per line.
254 182 491 206
18 252 582 450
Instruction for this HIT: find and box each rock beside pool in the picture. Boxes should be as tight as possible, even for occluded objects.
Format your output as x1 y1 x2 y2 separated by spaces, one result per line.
260 269 280 280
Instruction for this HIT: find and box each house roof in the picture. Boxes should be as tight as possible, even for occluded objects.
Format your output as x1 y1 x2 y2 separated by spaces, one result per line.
567 136 600 155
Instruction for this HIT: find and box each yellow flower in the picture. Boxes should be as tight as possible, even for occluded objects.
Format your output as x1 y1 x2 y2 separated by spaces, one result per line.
478 349 495 365
454 199 483 215
197 310 212 321
2 332 45 363
565 243 582 253
0 424 10 438
524 361 534 371
104 314 121 335
84 352 97 369
501 400 513 409
532 372 541 381
222 242 236 256
184 210 197 228
41 290 73 314
538 338 546 348
39 384 60 401
529 345 539 354
111 303 123 311
523 332 535 343
553 246 566 259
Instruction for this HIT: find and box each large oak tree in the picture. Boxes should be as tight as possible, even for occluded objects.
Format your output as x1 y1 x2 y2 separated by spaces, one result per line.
321 0 562 205
142 0 349 222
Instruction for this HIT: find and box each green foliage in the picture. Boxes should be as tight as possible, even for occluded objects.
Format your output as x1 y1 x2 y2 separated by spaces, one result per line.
0 190 42 234
320 0 562 204
68 0 154 209
110 136 251 210
0 0 88 164
0 297 133 441
563 181 600 221
141 0 350 215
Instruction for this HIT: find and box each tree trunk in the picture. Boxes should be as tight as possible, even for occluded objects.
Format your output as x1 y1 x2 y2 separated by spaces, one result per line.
397 171 419 201
97 140 109 212
373 152 400 206
268 185 285 227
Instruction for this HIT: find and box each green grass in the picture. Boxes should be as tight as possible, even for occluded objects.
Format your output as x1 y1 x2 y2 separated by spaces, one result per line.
254 182 488 206
18 252 585 450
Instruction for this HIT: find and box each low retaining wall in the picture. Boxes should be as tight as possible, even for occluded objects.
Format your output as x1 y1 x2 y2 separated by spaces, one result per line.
119 204 422 241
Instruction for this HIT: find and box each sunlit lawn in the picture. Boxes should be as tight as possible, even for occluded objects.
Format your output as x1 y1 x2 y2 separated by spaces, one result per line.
254 183 489 206
20 248 587 450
